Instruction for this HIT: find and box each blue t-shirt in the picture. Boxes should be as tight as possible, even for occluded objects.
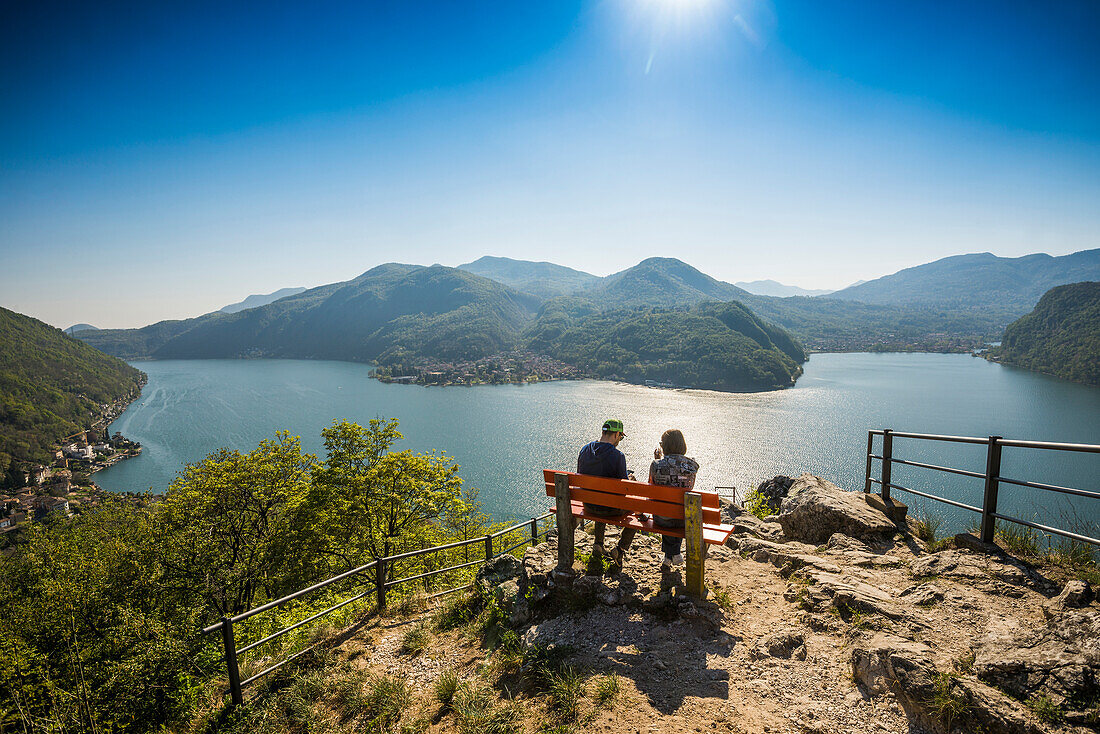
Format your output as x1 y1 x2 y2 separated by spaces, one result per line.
577 441 628 479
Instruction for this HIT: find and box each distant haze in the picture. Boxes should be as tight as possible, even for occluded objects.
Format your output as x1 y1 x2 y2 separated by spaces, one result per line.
734 280 834 298
220 287 307 314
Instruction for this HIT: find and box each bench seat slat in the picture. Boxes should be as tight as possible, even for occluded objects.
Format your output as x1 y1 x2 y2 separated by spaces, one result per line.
565 501 734 546
542 470 719 508
544 483 724 525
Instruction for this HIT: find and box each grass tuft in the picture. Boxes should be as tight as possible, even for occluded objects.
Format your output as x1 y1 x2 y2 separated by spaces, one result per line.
1026 694 1064 724
927 672 970 729
452 682 521 734
593 674 620 709
545 664 585 723
400 621 432 655
435 669 460 707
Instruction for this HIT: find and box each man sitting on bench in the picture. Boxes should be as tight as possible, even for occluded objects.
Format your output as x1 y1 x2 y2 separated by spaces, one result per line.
576 418 639 565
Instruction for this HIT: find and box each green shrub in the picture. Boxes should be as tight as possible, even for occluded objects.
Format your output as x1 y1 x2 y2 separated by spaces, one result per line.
742 488 773 520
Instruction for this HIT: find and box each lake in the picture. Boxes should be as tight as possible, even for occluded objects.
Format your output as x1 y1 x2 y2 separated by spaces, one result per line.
97 353 1100 534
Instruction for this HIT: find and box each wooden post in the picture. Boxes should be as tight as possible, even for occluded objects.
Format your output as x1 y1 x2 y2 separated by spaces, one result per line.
684 492 705 599
554 473 574 570
484 534 493 560
221 617 243 707
530 517 539 546
980 436 1003 544
375 558 387 610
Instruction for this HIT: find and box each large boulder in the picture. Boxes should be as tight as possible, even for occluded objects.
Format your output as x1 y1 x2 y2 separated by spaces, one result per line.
776 474 897 543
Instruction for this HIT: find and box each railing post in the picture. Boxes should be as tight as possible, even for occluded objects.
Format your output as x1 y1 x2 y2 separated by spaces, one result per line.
864 431 874 492
484 534 493 560
554 473 575 570
220 617 243 707
530 517 538 546
881 429 893 502
980 436 1003 544
375 558 387 610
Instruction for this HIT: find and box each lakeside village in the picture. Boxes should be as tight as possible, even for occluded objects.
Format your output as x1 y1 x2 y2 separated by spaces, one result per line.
1 401 147 546
372 350 585 386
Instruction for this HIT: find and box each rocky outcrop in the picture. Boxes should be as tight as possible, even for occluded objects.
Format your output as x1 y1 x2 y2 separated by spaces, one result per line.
909 548 1054 595
751 630 806 660
776 474 898 543
719 497 784 541
1041 580 1095 620
851 634 1046 734
753 475 795 514
974 605 1100 715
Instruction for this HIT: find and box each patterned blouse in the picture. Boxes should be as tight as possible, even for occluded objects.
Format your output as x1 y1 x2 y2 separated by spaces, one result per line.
649 454 700 488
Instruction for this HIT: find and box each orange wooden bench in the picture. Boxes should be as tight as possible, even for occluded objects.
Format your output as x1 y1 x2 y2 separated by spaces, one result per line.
543 470 736 597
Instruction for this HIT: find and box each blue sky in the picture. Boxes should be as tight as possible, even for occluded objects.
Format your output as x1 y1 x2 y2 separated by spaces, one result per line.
2 0 1098 328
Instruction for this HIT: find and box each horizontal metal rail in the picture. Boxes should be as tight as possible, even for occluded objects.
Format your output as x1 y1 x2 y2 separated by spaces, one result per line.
203 559 378 634
868 454 986 480
497 538 531 555
869 478 983 514
428 583 472 599
995 475 1100 501
240 645 317 688
386 558 485 588
990 512 1100 548
384 535 485 564
237 591 369 655
868 429 986 445
998 439 1100 453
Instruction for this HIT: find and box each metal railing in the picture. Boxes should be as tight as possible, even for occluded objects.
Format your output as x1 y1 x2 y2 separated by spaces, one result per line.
865 429 1100 547
201 511 555 706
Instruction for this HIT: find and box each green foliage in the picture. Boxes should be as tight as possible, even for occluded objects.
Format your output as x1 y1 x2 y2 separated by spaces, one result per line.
1026 694 1064 724
989 281 1100 386
0 306 144 473
545 665 585 724
742 488 774 519
0 418 494 733
433 591 484 633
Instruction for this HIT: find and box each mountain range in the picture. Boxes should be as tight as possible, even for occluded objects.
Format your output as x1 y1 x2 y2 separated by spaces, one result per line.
72 247 1099 391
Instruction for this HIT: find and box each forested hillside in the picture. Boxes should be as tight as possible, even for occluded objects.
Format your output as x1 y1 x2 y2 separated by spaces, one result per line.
525 299 806 391
458 256 599 299
988 282 1100 386
0 307 145 476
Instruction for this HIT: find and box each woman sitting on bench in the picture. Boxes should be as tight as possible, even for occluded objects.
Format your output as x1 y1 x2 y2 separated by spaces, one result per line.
649 429 700 571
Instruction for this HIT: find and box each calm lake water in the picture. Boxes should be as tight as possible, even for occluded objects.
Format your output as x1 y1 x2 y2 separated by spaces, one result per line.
98 354 1100 534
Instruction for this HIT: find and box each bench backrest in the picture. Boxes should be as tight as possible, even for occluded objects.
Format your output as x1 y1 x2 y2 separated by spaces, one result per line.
543 470 724 525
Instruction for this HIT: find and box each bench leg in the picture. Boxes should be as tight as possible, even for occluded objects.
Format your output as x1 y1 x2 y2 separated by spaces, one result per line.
555 473 575 570
684 491 705 598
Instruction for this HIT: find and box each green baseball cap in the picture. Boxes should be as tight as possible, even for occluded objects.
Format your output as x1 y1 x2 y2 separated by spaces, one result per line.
602 418 626 436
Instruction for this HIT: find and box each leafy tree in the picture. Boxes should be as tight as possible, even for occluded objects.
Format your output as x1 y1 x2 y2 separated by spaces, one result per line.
158 432 315 617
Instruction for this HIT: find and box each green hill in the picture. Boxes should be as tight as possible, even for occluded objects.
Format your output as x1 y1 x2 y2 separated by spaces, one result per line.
988 282 1100 386
830 249 1100 316
457 256 599 299
79 264 542 365
590 257 751 307
0 307 145 477
525 299 806 391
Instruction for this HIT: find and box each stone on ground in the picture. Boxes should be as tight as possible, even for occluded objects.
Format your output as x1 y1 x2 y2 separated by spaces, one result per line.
776 474 898 543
